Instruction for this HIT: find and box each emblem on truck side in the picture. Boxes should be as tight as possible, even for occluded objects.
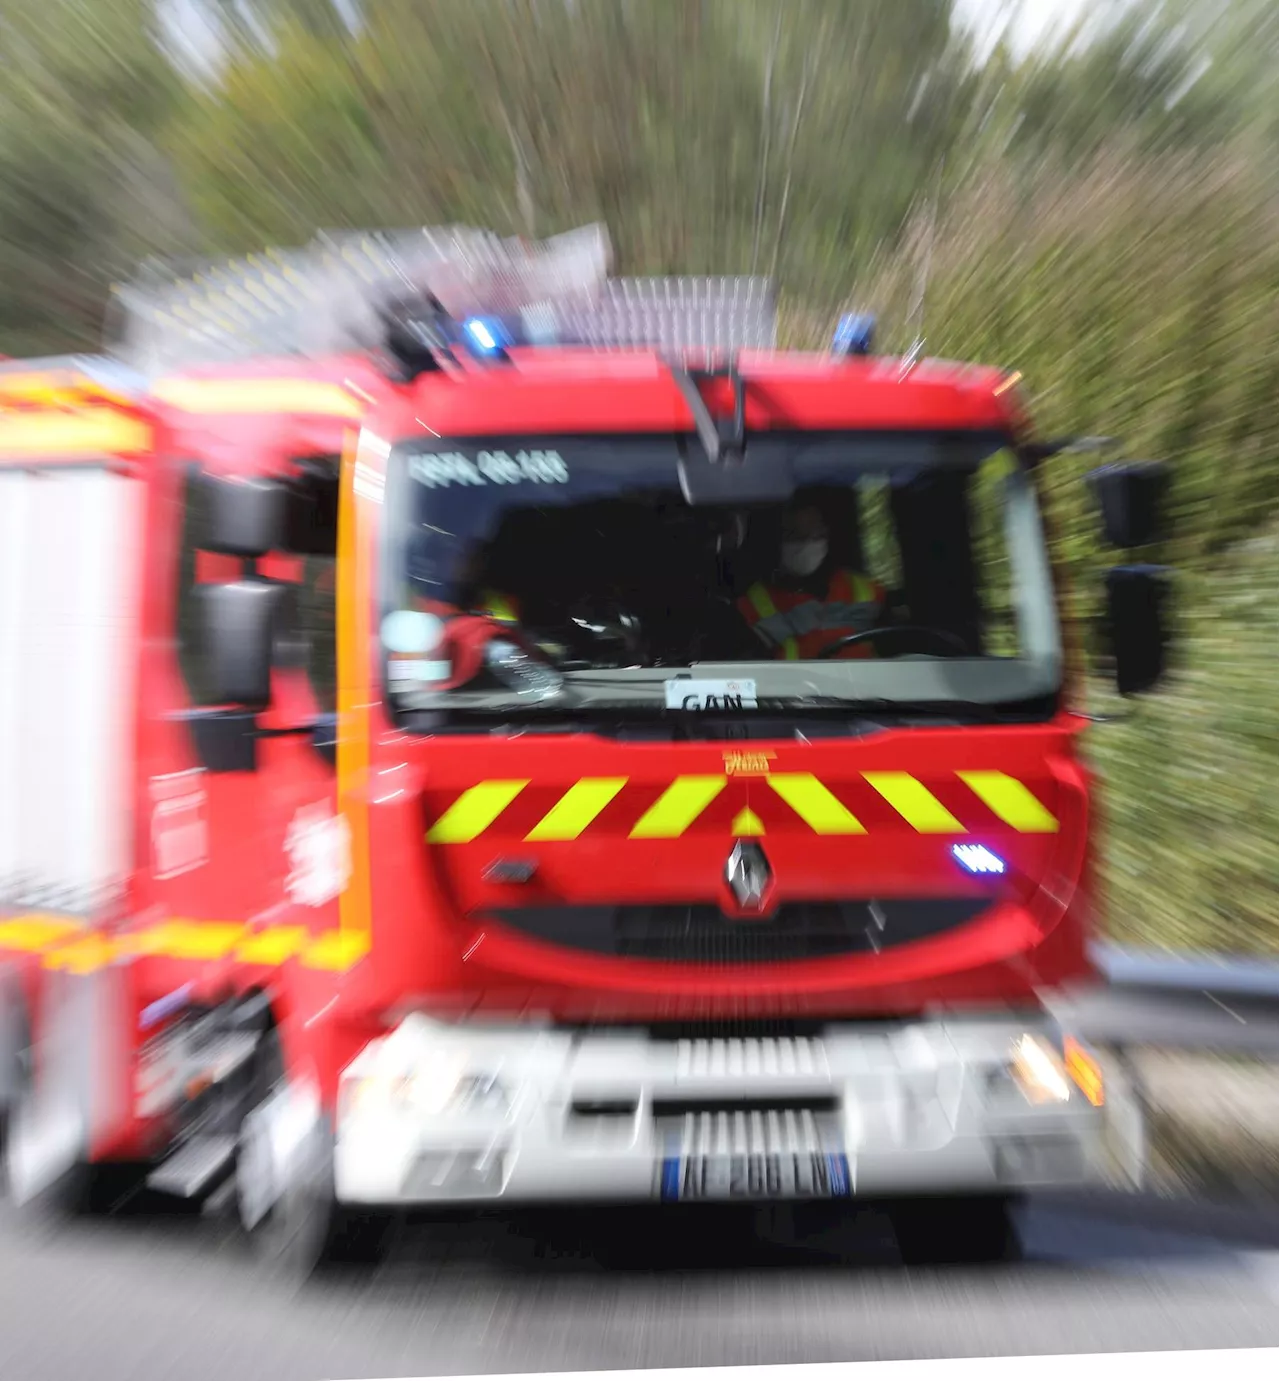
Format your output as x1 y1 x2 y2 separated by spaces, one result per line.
725 841 771 910
285 804 352 908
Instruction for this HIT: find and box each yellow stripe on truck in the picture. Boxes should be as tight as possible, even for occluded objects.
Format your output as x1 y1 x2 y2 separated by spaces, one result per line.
426 780 530 843
2 916 381 974
526 777 628 841
0 409 151 458
0 916 84 952
767 774 866 835
957 771 1059 834
153 378 364 418
629 776 726 839
863 772 965 834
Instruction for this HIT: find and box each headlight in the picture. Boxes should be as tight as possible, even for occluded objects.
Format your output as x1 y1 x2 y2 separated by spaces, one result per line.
1011 1033 1072 1104
339 1055 507 1123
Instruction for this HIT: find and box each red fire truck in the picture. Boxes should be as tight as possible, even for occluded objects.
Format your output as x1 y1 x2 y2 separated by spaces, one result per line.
2 228 1165 1274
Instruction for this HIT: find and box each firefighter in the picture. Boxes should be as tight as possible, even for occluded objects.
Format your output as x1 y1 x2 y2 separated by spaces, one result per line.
737 494 887 660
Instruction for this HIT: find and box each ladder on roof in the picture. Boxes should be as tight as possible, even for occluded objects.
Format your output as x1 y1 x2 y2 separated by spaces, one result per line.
110 224 777 374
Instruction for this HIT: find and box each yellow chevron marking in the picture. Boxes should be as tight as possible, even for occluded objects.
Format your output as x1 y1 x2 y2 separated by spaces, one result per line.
730 807 766 836
44 935 119 974
958 771 1059 833
127 921 247 961
4 914 368 974
236 927 310 965
767 774 866 834
629 776 726 839
526 777 628 841
301 930 371 971
0 916 83 953
863 772 965 833
427 780 530 843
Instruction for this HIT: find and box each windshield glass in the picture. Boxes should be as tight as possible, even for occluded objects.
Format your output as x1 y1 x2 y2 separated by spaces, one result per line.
380 433 1061 717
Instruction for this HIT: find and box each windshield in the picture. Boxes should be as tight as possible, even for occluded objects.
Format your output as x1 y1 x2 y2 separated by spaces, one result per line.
379 433 1061 719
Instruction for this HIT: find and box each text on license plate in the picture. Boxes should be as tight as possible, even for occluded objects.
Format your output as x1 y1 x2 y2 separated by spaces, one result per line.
659 1151 853 1202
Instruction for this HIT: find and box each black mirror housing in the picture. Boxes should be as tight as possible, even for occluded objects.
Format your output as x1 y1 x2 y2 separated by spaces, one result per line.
197 580 283 708
1104 565 1171 696
1087 462 1169 549
284 467 340 556
202 474 286 557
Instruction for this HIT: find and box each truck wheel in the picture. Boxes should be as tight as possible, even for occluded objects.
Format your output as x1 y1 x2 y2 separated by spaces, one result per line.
236 1034 392 1285
246 1170 392 1286
891 1193 1022 1266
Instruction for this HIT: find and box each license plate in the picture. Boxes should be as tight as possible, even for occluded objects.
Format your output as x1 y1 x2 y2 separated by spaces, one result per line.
659 1150 853 1202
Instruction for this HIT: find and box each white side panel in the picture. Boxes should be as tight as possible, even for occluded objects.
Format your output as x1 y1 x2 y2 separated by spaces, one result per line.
0 468 143 918
0 472 31 897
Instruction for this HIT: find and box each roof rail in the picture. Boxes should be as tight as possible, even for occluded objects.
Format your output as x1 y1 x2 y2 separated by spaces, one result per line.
110 225 777 375
112 224 612 374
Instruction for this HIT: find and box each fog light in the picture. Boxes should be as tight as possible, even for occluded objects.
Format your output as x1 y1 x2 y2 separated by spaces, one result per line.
339 1052 468 1122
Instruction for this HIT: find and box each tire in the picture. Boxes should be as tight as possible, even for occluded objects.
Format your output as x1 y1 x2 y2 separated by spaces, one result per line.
891 1192 1022 1266
246 1162 393 1286
235 1033 392 1286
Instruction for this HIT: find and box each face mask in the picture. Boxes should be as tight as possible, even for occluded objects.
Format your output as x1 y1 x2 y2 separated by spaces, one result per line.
780 539 827 577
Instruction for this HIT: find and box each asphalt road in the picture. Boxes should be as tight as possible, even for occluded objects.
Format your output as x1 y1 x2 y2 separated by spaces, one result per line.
1 1190 1276 1380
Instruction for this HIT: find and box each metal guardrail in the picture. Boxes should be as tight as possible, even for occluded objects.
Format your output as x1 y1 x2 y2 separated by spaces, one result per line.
1044 943 1280 1056
1089 942 1280 998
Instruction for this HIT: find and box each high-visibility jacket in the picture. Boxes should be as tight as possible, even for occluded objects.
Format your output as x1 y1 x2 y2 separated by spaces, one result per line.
737 569 885 660
473 588 521 624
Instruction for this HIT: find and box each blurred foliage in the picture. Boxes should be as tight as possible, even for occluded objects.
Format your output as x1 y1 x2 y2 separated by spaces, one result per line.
0 0 1275 951
0 0 190 351
1093 531 1277 956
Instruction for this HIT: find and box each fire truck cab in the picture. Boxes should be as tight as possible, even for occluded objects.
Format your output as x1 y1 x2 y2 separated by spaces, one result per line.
3 229 1167 1273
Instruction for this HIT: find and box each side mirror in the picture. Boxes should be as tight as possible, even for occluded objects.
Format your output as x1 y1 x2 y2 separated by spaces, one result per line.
202 474 286 557
197 580 282 708
284 467 340 557
1103 565 1171 696
1087 462 1169 549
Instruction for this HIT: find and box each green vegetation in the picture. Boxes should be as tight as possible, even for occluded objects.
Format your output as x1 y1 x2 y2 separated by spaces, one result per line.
1092 531 1277 955
0 0 1275 952
850 146 1279 955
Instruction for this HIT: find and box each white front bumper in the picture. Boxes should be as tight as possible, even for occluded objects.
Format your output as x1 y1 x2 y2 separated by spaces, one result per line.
334 1017 1131 1207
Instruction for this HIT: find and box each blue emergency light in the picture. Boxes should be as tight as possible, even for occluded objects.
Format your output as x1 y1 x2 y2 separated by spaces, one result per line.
951 843 1007 877
832 313 875 357
462 316 510 356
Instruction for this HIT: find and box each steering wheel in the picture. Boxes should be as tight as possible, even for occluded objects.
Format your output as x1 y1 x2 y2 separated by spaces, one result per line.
815 625 971 659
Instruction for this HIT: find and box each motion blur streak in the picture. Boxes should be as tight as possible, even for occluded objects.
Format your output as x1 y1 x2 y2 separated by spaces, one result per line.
0 2 1276 1379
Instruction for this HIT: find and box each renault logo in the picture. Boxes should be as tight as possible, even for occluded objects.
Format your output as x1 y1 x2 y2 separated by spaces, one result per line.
725 840 771 910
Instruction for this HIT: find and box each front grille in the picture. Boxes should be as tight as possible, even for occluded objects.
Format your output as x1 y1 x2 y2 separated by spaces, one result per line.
487 898 987 966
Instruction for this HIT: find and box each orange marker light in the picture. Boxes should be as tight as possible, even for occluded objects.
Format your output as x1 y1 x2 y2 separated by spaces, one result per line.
1063 1036 1105 1107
